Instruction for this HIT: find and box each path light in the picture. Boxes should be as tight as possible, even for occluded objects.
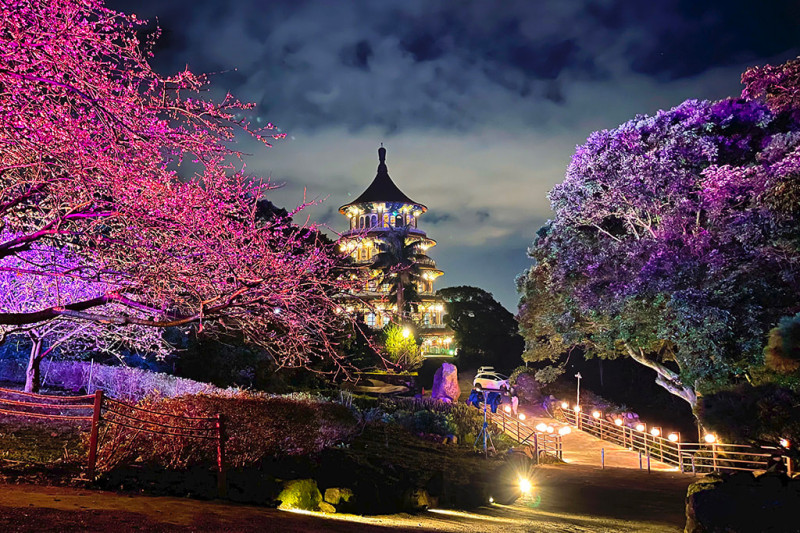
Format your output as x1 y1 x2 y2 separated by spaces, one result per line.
650 428 661 437
614 419 623 426
518 477 532 494
504 405 512 414
561 401 569 409
704 434 717 443
488 497 494 504
536 423 548 432
546 426 554 433
780 438 790 448
636 423 645 432
558 426 572 436
574 405 581 412
592 411 601 419
518 413 526 421
668 433 680 442
402 327 411 338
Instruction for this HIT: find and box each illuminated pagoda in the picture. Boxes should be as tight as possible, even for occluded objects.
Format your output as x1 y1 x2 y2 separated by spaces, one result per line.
339 146 455 357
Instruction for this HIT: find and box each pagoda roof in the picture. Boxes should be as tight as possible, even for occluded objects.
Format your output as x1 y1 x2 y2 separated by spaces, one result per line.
339 146 427 213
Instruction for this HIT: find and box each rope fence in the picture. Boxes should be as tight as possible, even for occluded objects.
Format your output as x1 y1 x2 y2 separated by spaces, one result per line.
0 387 228 496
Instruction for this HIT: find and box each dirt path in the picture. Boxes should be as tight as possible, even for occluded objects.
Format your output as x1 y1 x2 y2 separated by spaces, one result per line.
0 462 692 532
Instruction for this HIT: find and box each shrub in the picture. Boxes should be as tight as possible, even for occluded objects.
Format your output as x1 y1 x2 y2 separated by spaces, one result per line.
96 392 358 472
277 479 322 511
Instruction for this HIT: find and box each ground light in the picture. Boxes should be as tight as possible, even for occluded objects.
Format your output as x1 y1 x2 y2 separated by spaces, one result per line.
518 413 526 421
704 434 717 443
592 411 601 419
518 477 532 494
668 433 680 442
558 426 571 435
536 423 548 432
780 438 790 448
636 423 645 432
402 327 411 338
561 401 569 409
504 405 512 414
614 419 623 426
650 428 661 437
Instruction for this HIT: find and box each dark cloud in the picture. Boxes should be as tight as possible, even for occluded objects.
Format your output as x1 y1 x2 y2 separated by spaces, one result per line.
109 0 797 134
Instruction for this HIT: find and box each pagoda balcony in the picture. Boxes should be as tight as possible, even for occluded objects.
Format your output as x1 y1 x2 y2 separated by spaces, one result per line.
339 226 428 239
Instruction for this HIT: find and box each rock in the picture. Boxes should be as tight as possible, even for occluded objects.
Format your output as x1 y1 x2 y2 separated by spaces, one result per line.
277 479 322 511
431 363 460 402
324 487 354 505
317 501 337 514
685 472 799 533
402 488 431 511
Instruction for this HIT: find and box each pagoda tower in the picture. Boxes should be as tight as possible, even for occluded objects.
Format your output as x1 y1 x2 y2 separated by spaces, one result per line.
338 146 454 357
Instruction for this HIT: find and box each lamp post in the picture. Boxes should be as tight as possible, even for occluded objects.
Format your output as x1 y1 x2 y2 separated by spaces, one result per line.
575 372 582 409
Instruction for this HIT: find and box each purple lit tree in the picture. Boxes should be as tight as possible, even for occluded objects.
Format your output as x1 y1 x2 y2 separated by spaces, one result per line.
0 240 172 392
0 1 360 375
519 61 800 411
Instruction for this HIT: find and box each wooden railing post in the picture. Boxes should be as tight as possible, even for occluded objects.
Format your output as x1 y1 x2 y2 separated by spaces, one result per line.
87 389 103 479
216 413 228 499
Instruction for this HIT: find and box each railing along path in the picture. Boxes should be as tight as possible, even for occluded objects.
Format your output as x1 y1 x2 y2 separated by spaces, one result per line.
485 406 564 461
558 406 792 476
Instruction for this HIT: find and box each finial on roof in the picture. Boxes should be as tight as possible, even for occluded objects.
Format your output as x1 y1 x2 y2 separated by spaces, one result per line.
378 144 386 163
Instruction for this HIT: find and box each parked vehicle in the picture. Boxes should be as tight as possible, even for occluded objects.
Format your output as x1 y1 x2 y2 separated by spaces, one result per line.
473 367 511 392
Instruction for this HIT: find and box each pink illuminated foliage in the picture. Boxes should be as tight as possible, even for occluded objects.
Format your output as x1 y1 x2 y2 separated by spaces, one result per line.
0 0 361 374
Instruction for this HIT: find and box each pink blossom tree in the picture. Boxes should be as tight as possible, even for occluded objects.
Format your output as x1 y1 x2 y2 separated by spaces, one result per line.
0 0 360 375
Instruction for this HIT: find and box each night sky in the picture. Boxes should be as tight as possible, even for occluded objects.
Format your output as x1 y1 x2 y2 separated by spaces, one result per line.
108 0 798 311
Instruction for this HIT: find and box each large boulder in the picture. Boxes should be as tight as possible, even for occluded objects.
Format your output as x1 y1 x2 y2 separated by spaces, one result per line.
432 363 460 402
685 472 800 532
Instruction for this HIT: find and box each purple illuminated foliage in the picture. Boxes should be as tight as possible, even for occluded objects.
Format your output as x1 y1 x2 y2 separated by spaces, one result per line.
0 0 362 374
519 60 800 408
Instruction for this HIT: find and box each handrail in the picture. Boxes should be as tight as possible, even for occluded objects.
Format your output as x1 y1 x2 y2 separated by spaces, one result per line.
556 407 791 475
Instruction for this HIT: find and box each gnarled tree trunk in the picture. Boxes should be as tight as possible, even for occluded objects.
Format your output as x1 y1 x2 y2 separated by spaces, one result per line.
25 336 44 393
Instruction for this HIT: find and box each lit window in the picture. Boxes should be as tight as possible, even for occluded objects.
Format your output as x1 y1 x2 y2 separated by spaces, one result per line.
366 313 376 327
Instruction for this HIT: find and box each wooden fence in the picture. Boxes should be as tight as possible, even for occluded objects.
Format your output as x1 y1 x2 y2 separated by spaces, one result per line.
558 406 792 475
486 406 564 461
0 387 228 496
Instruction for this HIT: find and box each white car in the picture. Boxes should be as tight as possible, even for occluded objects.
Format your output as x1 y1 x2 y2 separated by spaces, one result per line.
473 367 511 392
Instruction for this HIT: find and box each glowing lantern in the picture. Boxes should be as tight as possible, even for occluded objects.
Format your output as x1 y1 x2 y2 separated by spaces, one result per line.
635 424 645 432
561 402 569 409
614 419 623 426
650 428 660 437
668 433 679 442
592 411 601 419
704 434 717 443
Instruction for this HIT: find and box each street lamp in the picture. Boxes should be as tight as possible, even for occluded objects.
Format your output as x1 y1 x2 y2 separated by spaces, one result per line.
575 372 582 408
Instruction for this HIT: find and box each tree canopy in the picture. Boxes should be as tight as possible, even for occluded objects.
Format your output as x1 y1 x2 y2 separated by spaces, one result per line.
438 286 523 371
0 0 359 374
518 59 800 411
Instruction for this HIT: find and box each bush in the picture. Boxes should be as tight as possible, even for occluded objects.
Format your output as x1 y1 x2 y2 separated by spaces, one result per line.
96 392 358 472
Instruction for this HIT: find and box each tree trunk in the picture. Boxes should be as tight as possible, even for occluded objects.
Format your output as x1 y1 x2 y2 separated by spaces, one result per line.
25 337 44 393
623 342 698 411
396 275 405 318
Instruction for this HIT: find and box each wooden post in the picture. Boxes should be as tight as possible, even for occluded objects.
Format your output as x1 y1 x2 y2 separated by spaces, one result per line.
87 389 103 478
601 448 605 469
711 442 718 472
216 413 228 499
